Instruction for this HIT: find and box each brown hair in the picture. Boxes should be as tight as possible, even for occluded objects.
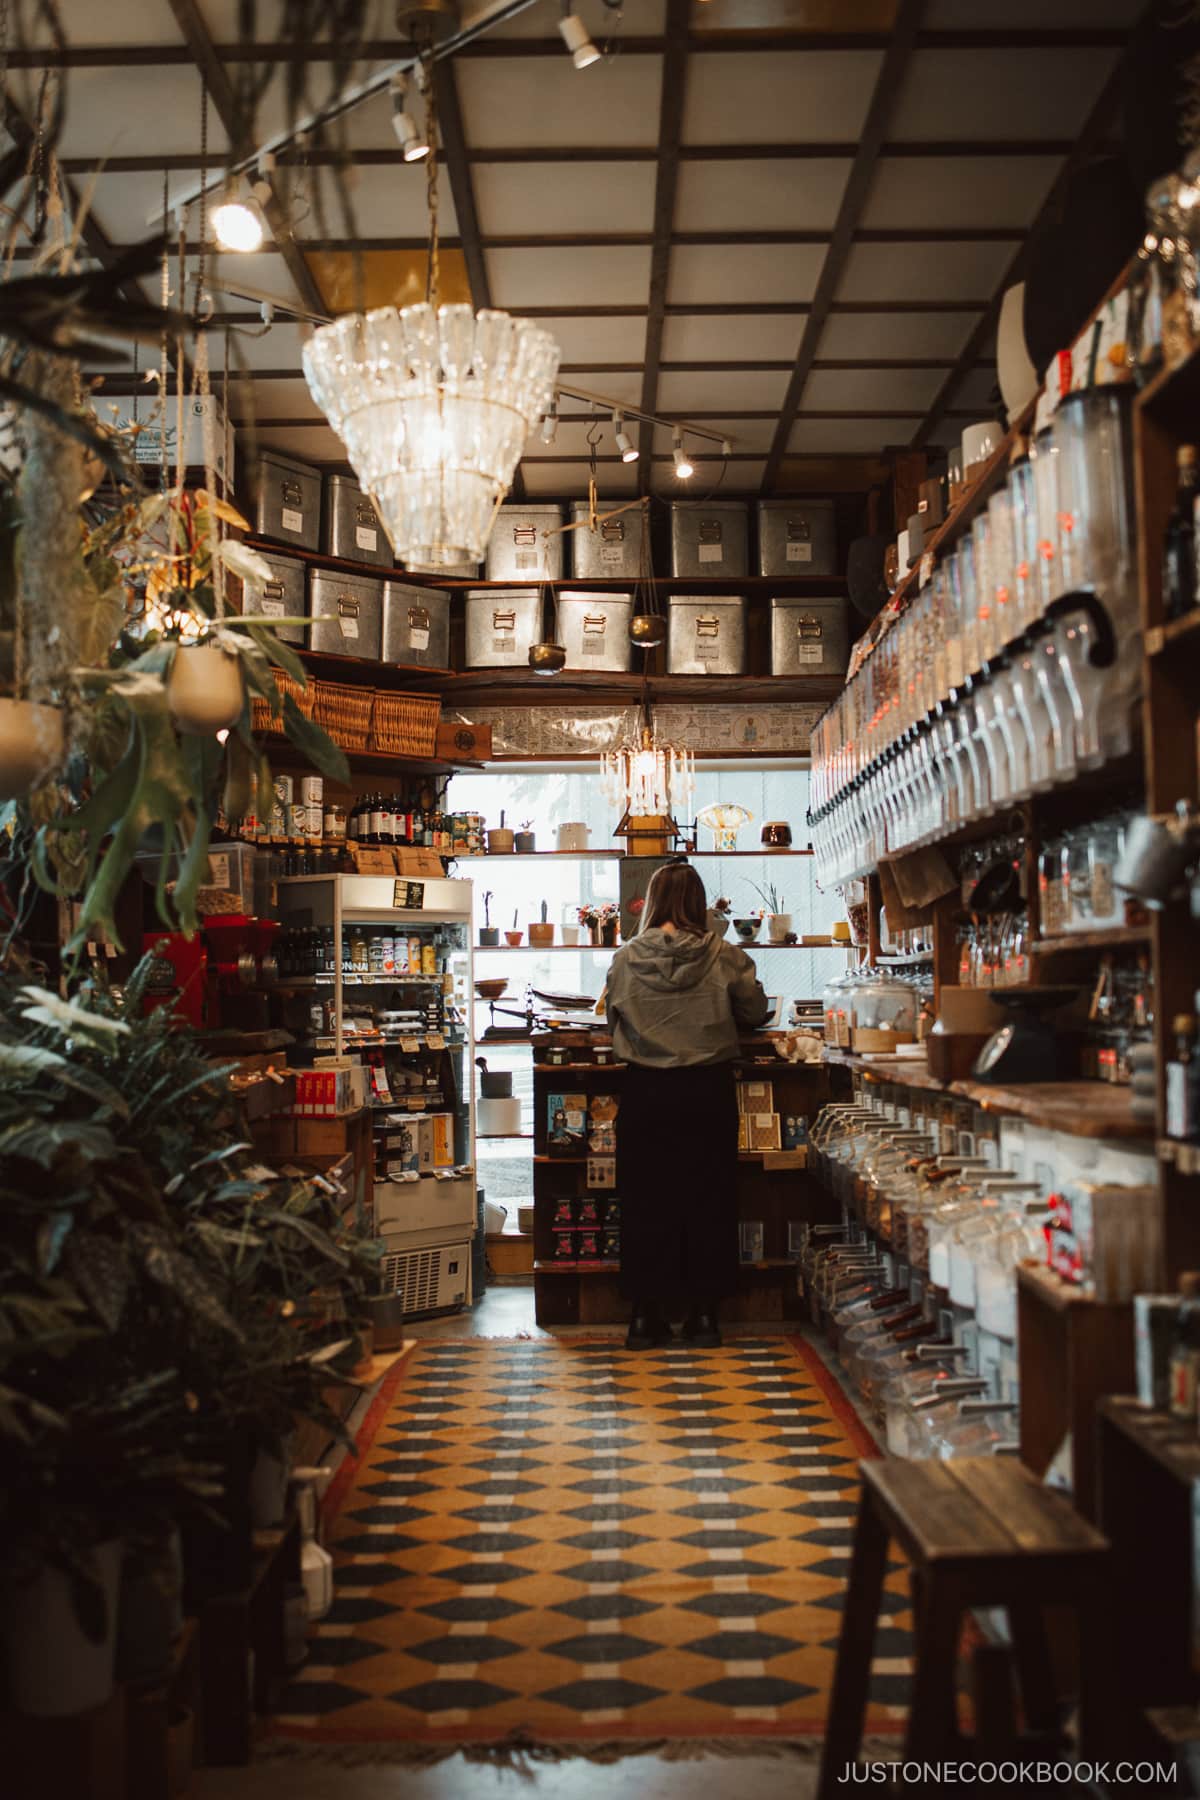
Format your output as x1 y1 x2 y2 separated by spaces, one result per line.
638 862 709 937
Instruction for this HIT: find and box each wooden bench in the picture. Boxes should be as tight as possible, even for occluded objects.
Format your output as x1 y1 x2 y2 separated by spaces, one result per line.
817 1456 1114 1797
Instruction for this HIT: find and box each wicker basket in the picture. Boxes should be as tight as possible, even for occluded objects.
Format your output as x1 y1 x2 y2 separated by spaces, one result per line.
312 680 374 751
370 689 441 759
249 670 312 734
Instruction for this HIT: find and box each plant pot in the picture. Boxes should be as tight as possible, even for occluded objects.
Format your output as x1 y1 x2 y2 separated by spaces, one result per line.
479 927 500 946
0 698 64 799
248 1442 292 1529
116 1527 184 1685
766 913 793 944
487 828 514 854
1 1539 122 1716
167 644 245 736
733 918 761 943
504 930 523 946
599 921 618 947
479 1067 513 1098
560 924 580 945
529 922 555 947
367 1291 407 1350
514 832 536 854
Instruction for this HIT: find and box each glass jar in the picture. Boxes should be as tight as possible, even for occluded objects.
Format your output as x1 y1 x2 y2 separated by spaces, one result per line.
1088 816 1123 929
1039 838 1066 938
323 802 347 840
851 967 919 1053
823 968 855 1046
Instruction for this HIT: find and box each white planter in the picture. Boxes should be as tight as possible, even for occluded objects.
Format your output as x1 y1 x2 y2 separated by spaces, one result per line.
0 698 63 799
766 913 793 944
167 644 244 736
2 1539 121 1716
560 925 580 945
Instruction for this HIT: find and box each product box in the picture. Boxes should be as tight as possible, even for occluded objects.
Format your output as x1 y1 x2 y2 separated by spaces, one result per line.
588 1092 619 1153
1046 1183 1163 1300
1134 1294 1181 1408
739 1220 765 1264
739 1112 781 1152
548 1092 588 1153
587 1155 616 1189
737 1079 775 1114
430 1112 455 1168
291 1067 352 1117
782 1114 809 1151
385 1117 421 1180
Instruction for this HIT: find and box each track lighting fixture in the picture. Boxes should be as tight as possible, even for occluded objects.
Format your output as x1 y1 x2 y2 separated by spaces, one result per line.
614 411 638 463
213 175 266 253
540 401 558 445
672 433 694 480
559 3 601 69
390 72 431 162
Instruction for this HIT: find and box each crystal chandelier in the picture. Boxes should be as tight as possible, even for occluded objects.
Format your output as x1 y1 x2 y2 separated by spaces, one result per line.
601 712 695 820
301 65 560 568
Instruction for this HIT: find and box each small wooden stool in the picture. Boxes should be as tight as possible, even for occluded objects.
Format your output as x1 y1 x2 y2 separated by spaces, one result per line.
817 1456 1115 1797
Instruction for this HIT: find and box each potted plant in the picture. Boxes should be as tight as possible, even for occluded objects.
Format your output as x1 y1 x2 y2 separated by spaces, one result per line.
598 902 620 947
578 903 599 946
529 900 555 947
479 890 499 946
505 908 523 947
751 880 793 944
515 819 536 854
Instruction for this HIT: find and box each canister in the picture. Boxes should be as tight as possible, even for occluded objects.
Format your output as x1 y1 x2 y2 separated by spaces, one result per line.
274 775 294 807
669 500 749 579
308 567 383 660
756 498 837 578
769 595 849 677
381 581 451 667
484 504 564 582
667 595 747 675
251 451 322 551
569 502 647 579
254 549 307 646
323 474 390 568
557 591 632 672
301 776 323 807
465 588 542 668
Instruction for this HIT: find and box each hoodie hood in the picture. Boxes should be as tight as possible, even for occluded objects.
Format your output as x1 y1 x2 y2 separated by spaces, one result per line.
618 927 722 991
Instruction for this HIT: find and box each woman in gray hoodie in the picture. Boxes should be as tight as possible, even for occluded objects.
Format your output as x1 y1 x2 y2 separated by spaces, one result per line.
604 861 770 1349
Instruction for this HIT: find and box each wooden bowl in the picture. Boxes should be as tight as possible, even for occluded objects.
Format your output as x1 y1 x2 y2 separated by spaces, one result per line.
474 978 509 1001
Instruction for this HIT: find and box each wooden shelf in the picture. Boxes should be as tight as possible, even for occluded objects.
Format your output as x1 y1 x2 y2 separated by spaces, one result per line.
533 1260 620 1275
1098 1395 1200 1488
1030 926 1152 955
1159 1138 1200 1176
1137 342 1200 431
534 1062 625 1073
1146 608 1200 659
533 1154 588 1164
1016 1260 1112 1315
260 733 456 777
477 943 616 952
454 849 814 860
397 667 846 707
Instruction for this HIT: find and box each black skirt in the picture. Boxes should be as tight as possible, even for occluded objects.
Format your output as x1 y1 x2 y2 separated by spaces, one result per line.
616 1060 740 1308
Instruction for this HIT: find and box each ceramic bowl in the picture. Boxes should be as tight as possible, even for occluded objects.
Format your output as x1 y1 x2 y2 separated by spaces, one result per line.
733 918 761 942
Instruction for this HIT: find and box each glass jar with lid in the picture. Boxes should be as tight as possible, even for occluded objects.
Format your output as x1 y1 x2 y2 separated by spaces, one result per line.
850 966 919 1053
823 967 856 1046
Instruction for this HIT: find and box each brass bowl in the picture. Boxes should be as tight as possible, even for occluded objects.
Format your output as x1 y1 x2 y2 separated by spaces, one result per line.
629 613 666 647
475 977 509 1001
528 641 567 674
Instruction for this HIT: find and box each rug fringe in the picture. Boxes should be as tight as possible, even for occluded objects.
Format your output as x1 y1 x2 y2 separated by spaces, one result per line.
258 1732 850 1767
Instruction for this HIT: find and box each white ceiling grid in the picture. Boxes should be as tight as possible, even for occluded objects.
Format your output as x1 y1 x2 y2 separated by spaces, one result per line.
13 0 1142 497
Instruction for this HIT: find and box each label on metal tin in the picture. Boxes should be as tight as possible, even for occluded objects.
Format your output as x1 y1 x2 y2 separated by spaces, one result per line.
786 542 813 562
281 508 303 534
356 526 378 552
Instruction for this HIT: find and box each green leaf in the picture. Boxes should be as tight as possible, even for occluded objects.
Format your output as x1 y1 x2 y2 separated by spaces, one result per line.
63 1233 131 1331
0 1042 129 1117
19 985 130 1041
243 623 308 690
0 1117 116 1168
280 695 350 784
132 1225 242 1337
261 1209 351 1267
36 1210 74 1274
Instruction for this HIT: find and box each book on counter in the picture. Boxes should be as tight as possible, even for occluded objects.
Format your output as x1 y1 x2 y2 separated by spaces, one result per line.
547 1092 588 1153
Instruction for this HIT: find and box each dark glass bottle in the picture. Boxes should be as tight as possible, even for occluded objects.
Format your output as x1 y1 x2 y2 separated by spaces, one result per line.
1164 443 1199 620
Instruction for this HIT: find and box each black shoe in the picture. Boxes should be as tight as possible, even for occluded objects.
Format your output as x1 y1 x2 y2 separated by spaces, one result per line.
682 1310 721 1348
626 1308 672 1350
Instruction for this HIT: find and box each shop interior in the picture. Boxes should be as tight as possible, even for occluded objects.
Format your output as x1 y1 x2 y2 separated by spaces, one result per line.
2 1 1200 1797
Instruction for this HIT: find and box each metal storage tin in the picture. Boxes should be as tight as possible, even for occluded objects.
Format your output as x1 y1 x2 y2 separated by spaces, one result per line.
323 475 390 567
255 550 307 646
308 568 383 660
768 594 849 677
382 581 451 668
569 503 647 579
756 498 837 577
669 500 749 579
484 504 564 582
252 450 322 551
667 595 747 675
465 589 542 668
558 591 632 672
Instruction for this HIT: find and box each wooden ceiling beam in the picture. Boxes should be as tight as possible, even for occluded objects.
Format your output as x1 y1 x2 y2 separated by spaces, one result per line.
911 56 1127 448
635 0 690 496
761 0 928 494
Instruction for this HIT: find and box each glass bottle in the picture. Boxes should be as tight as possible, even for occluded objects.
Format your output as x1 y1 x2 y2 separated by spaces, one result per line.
1164 443 1199 620
1168 1272 1200 1421
1166 1014 1199 1142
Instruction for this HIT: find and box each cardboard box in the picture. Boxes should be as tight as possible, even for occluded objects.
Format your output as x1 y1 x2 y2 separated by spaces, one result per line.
437 721 492 763
746 1112 782 1151
295 1116 355 1157
430 1112 455 1167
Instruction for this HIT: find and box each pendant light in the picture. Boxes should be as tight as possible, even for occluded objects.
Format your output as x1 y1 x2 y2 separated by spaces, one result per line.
302 60 561 569
603 699 695 856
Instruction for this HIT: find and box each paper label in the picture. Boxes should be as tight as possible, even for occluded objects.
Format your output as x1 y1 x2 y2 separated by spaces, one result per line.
426 1032 445 1050
786 542 813 563
582 640 603 655
600 544 624 565
515 551 540 570
400 1037 421 1054
797 644 823 664
340 616 359 640
698 542 723 564
281 507 303 534
206 852 230 889
410 627 430 650
262 596 284 617
356 526 378 552
694 644 719 660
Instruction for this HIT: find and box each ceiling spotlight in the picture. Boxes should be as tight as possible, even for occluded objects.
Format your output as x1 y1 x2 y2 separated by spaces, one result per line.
672 433 694 480
720 438 733 457
614 411 638 463
390 73 431 162
559 3 601 68
213 177 264 254
540 401 558 445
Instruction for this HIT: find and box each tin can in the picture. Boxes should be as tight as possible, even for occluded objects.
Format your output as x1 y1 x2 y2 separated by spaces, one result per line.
381 935 396 976
274 774 295 807
421 940 437 975
301 776 323 807
287 802 307 838
408 936 423 974
308 804 324 839
269 806 286 840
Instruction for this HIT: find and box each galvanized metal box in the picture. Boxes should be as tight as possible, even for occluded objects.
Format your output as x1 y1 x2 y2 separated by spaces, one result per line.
465 589 542 668
484 504 564 582
558 591 632 672
308 568 383 660
669 500 749 579
255 549 307 647
667 595 747 675
756 498 837 577
252 450 322 551
569 503 647 580
382 581 451 668
769 594 849 677
323 474 391 568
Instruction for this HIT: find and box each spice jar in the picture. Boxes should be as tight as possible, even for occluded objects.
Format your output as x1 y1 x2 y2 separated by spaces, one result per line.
324 802 347 840
1088 816 1122 928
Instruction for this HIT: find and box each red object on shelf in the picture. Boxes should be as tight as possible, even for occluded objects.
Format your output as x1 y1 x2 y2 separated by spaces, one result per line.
140 932 208 1028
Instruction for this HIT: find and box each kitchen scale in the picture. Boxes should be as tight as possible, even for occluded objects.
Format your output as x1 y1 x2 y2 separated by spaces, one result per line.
971 986 1079 1084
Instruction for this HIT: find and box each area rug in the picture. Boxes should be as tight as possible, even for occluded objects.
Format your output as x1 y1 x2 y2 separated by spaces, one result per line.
271 1335 912 1755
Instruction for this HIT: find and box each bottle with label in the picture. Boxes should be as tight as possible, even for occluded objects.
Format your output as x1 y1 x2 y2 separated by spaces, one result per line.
408 934 423 975
1164 444 1199 620
350 926 369 972
1169 1272 1200 1421
1167 1013 1200 1142
368 793 385 846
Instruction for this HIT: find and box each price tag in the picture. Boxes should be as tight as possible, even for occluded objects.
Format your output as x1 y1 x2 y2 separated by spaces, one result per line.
281 507 304 534
340 616 359 640
426 1032 445 1050
410 627 430 650
393 879 426 910
355 526 378 552
786 542 813 562
697 542 723 563
400 1037 421 1054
